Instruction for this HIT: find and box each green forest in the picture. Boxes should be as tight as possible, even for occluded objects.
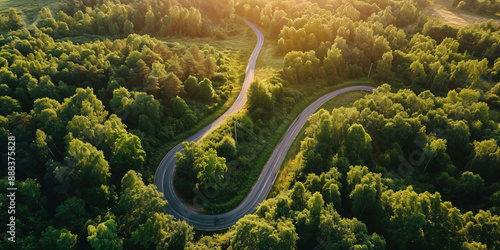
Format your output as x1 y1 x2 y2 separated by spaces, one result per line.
1 0 500 249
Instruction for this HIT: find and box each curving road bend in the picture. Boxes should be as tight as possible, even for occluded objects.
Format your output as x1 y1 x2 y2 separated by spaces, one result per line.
154 18 263 229
154 19 376 230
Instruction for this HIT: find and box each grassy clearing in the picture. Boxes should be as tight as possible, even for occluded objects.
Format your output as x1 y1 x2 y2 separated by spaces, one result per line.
254 37 283 82
424 0 499 27
270 91 370 196
161 21 255 55
0 0 59 26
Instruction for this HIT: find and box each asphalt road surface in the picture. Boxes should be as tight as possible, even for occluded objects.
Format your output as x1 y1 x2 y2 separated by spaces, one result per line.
154 19 376 230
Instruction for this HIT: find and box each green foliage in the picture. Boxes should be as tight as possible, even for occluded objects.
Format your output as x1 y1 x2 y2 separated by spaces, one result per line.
308 192 324 226
247 80 274 113
248 0 498 91
51 0 212 37
349 170 383 227
109 133 146 176
27 75 58 100
462 210 500 248
305 174 322 193
471 139 500 181
199 78 215 102
291 182 308 211
216 136 237 160
2 0 500 249
0 96 21 116
184 75 199 98
275 83 500 249
130 213 193 249
37 7 58 33
164 220 194 250
174 142 200 198
324 182 342 210
40 226 77 250
0 178 48 249
171 96 189 118
158 72 182 103
54 197 89 234
87 219 122 250
345 124 373 166
318 205 384 249
110 87 161 133
381 186 468 249
195 148 227 190
461 241 488 250
457 171 485 204
124 20 134 35
4 8 24 31
114 170 166 236
231 215 298 250
60 88 107 124
275 196 291 219
452 0 500 15
63 138 110 187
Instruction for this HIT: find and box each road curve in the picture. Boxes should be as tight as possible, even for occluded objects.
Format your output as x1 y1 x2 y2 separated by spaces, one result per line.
154 18 264 229
154 19 376 230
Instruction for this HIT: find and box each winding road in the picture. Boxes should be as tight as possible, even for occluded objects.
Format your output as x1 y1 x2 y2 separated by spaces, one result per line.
154 19 376 230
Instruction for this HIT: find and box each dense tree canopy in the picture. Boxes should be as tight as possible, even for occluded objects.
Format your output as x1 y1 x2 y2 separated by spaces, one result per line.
1 0 500 249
